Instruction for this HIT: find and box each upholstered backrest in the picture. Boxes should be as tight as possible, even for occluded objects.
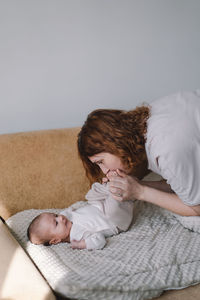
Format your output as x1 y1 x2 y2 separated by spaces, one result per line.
0 128 90 219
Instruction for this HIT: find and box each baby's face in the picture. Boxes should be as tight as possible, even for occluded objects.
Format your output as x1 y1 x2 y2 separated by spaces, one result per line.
40 213 72 245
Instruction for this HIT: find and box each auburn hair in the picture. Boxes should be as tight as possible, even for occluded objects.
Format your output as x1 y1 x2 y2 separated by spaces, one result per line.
78 106 150 183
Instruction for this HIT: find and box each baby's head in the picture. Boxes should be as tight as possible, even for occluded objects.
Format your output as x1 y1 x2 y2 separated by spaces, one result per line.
27 212 72 245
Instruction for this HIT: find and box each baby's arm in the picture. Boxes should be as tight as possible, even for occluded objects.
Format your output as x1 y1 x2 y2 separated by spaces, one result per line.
71 232 107 250
71 239 86 249
70 233 107 250
85 232 107 250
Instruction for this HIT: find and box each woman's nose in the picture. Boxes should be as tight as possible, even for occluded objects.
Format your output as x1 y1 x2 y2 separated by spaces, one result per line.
100 165 109 174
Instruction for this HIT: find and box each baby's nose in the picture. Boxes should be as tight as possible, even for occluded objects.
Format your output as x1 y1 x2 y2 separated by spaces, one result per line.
58 215 65 222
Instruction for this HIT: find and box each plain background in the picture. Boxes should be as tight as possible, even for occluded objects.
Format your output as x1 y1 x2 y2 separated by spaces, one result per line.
0 0 200 134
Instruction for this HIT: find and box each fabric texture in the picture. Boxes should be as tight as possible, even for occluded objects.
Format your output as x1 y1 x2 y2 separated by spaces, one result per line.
85 182 134 231
145 90 200 206
0 219 56 300
7 200 200 300
0 127 90 220
61 182 134 250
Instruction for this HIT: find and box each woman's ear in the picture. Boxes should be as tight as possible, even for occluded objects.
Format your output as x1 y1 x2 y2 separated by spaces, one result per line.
49 238 61 245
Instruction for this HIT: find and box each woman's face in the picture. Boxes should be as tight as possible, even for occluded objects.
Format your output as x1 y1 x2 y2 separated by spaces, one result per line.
89 152 126 175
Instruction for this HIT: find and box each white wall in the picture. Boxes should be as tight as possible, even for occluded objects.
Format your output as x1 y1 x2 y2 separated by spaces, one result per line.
0 0 200 134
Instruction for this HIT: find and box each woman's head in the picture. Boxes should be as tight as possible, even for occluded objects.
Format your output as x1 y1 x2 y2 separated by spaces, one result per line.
78 107 150 183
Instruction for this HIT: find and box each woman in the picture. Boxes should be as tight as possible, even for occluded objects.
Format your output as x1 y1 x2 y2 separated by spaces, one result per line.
78 90 200 216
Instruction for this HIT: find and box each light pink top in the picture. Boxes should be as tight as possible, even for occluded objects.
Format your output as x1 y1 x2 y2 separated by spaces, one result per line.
145 90 200 206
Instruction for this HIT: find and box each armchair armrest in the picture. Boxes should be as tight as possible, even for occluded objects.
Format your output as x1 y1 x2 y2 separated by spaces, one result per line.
0 218 56 300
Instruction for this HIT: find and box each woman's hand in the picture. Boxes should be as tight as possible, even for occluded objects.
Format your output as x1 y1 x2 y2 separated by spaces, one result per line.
107 169 144 201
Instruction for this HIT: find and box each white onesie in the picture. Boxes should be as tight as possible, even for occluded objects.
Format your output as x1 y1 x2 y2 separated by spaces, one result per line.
145 90 200 206
60 182 134 250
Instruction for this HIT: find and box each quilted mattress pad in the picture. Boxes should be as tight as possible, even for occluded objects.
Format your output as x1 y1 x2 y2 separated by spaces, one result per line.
6 200 200 300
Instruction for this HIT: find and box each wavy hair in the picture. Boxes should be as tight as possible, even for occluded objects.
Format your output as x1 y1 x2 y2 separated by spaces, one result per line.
78 106 150 183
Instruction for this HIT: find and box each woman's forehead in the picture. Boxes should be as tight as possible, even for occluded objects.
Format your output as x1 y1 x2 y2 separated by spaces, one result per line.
89 152 107 161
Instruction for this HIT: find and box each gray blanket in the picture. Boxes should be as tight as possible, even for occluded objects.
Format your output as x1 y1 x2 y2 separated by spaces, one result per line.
6 199 200 300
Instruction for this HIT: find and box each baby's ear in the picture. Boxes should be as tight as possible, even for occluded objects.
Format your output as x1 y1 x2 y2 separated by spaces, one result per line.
49 238 61 245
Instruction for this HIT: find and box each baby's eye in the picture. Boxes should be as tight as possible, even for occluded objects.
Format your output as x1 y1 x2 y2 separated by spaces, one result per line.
54 214 58 226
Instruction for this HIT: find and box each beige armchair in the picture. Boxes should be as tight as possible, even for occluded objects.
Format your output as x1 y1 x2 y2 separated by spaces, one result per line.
0 128 199 299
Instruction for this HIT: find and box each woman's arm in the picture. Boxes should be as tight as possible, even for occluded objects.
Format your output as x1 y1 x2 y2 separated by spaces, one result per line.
141 179 174 193
141 185 199 216
107 170 200 216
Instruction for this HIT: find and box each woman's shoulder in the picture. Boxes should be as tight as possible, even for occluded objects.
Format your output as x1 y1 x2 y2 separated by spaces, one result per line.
145 90 200 173
147 90 200 141
149 90 200 114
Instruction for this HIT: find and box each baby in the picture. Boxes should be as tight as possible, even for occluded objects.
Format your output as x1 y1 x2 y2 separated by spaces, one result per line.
27 182 134 250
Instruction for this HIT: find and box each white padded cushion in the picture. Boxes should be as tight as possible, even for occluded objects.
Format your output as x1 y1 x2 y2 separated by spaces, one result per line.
6 199 200 300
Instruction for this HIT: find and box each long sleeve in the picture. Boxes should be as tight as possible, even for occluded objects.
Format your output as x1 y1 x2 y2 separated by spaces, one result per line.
84 232 107 250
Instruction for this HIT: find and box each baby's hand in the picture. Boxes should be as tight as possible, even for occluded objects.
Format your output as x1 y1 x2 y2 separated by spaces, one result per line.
102 177 109 184
71 239 86 250
102 171 118 184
